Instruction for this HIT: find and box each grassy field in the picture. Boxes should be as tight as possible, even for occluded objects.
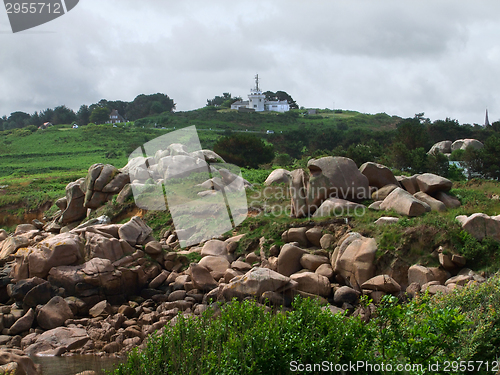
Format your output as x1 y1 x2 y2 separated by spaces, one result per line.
0 108 398 228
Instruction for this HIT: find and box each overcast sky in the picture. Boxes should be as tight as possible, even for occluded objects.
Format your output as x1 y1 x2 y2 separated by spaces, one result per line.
0 1 499 124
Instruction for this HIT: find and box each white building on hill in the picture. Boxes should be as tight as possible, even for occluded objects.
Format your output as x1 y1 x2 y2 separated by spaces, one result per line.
231 75 290 113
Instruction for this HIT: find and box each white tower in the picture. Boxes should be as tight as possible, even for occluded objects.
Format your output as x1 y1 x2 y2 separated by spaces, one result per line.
248 74 265 112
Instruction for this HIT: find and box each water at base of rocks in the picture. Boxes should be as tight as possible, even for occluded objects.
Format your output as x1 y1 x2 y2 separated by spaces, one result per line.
32 355 124 375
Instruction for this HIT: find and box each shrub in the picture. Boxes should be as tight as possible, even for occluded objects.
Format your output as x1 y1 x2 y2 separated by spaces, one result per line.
213 134 274 169
273 153 292 167
113 295 471 375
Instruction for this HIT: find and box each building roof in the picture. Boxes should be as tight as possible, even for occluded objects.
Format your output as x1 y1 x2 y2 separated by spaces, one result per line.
232 101 249 106
265 100 289 105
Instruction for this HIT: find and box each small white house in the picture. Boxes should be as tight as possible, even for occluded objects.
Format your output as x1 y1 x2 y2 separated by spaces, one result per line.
231 75 290 113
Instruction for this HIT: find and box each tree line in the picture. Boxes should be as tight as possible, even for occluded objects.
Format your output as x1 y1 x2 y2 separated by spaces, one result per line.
0 93 175 131
213 113 500 180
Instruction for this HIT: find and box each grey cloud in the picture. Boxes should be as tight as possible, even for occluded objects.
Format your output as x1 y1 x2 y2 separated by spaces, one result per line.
0 0 499 124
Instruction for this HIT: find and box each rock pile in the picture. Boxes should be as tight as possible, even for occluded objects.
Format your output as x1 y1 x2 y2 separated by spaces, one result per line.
1 210 485 363
264 157 461 218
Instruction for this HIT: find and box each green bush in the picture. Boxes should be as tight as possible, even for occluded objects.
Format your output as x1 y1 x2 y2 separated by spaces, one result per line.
241 168 270 185
113 294 471 375
213 134 274 169
273 153 293 167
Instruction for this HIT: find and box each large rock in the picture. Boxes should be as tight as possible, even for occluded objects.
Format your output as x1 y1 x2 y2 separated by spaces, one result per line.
189 263 218 291
332 233 377 287
407 265 442 287
306 171 331 215
82 164 127 209
264 169 291 186
84 232 124 262
36 296 74 330
201 240 228 258
319 234 335 250
312 198 365 218
60 179 87 225
380 188 430 217
416 173 452 194
0 349 40 375
158 154 209 180
289 169 309 218
434 191 461 209
88 300 113 318
8 308 35 335
428 140 452 155
198 256 230 275
374 217 399 225
361 275 401 293
281 227 309 247
7 276 44 302
276 244 307 276
307 156 370 201
200 149 225 163
25 327 89 357
315 263 334 279
451 139 484 151
359 162 399 189
102 172 130 194
28 233 83 278
144 240 162 256
300 254 329 271
15 224 37 234
118 216 153 246
305 227 323 247
0 236 30 261
290 272 331 297
413 192 447 212
334 286 359 304
22 281 53 308
372 184 399 201
48 256 144 298
456 213 500 241
222 267 292 300
397 175 420 194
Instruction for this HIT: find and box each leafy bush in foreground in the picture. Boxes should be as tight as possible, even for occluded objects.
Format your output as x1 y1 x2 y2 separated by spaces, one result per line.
112 287 487 375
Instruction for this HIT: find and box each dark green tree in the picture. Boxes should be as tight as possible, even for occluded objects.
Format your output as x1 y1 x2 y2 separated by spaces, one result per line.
77 105 91 125
206 93 242 108
125 93 175 120
395 114 430 151
474 134 500 179
150 101 163 115
29 111 42 127
89 107 110 124
7 111 30 129
52 105 76 125
264 90 298 109
427 150 449 177
427 118 463 144
213 134 274 168
492 121 500 133
39 108 54 124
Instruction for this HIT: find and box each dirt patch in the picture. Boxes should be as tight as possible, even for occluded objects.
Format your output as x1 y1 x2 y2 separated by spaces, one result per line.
0 200 52 227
